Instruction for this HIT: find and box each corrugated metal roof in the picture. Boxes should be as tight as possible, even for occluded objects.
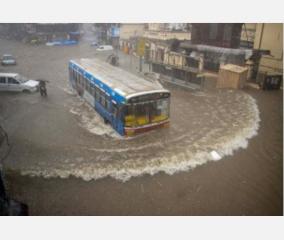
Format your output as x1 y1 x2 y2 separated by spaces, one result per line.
180 42 253 59
74 58 168 97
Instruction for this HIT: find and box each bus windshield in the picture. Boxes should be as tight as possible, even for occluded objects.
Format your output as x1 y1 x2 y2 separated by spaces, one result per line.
124 97 170 127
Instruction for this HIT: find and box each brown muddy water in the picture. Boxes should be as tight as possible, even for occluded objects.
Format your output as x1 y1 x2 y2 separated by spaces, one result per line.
0 39 283 215
5 90 282 216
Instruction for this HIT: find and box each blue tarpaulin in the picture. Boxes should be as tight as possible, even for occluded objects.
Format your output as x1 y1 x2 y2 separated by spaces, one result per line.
46 40 78 46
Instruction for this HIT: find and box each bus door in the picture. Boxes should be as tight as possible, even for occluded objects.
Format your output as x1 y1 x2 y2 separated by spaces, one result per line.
111 103 124 135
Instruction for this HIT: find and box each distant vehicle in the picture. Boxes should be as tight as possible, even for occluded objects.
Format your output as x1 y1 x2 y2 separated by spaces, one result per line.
1 54 16 66
90 41 99 47
0 73 39 93
46 40 78 46
96 45 114 51
69 58 170 136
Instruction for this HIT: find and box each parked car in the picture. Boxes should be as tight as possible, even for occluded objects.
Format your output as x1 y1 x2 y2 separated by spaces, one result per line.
0 73 39 93
90 41 99 47
1 54 16 66
96 45 114 51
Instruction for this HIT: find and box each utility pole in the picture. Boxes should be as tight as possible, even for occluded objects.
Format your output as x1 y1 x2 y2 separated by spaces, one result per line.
137 38 145 73
139 56 143 72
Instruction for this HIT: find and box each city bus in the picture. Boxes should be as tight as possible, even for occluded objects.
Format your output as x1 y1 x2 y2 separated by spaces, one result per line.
68 58 170 136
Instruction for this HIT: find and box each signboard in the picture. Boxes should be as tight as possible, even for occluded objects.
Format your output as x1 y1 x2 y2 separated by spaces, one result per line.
111 27 120 37
137 38 145 57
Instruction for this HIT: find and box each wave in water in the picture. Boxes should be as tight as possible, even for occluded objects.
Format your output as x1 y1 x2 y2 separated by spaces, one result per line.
21 92 260 182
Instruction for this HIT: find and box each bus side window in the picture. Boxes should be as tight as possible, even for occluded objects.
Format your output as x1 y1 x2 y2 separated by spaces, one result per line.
95 87 100 102
73 70 76 83
85 78 90 92
76 71 79 84
105 95 111 112
69 68 72 81
98 89 103 105
80 74 83 87
112 104 120 119
81 75 84 87
75 71 78 83
81 75 83 87
84 77 87 90
87 80 90 92
100 91 106 108
116 105 123 121
90 84 95 97
77 73 80 85
73 69 76 82
89 82 92 93
93 85 96 99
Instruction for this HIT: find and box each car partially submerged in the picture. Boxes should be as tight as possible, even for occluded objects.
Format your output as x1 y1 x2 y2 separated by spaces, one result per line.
1 54 16 66
0 73 39 93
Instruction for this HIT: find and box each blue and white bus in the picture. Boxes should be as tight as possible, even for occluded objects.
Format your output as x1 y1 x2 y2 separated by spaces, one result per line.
69 58 170 136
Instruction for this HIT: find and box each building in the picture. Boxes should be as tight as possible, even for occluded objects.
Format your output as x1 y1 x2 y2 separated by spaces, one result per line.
0 23 81 43
93 23 120 46
144 23 191 41
240 23 257 49
191 23 243 48
145 23 254 89
239 23 283 81
119 24 146 54
253 23 283 76
143 23 191 62
120 24 145 40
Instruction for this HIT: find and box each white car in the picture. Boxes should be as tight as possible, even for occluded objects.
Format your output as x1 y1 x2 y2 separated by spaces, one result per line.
1 54 17 66
96 45 114 51
0 73 39 93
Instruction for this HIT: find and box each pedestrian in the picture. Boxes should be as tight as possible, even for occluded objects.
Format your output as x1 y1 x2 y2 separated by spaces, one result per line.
38 79 49 97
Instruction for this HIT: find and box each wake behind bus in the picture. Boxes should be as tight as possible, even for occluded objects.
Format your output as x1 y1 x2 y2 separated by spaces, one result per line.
68 58 170 136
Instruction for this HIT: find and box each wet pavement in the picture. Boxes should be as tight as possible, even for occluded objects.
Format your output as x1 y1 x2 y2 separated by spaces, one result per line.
0 38 282 215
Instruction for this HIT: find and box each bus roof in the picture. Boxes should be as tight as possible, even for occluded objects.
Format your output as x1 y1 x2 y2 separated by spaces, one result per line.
70 58 169 99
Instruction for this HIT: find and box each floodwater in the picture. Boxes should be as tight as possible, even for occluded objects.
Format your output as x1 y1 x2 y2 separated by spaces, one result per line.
1 39 259 182
0 37 282 215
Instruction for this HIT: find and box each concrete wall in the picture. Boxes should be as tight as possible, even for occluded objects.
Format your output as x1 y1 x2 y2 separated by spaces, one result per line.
191 23 243 48
119 24 145 40
254 23 283 74
148 23 166 31
147 23 188 31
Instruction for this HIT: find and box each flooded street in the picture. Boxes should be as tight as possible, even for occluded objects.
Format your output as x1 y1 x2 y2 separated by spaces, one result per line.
0 38 282 215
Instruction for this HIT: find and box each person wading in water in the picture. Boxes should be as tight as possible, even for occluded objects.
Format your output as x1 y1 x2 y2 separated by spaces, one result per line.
38 79 49 97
